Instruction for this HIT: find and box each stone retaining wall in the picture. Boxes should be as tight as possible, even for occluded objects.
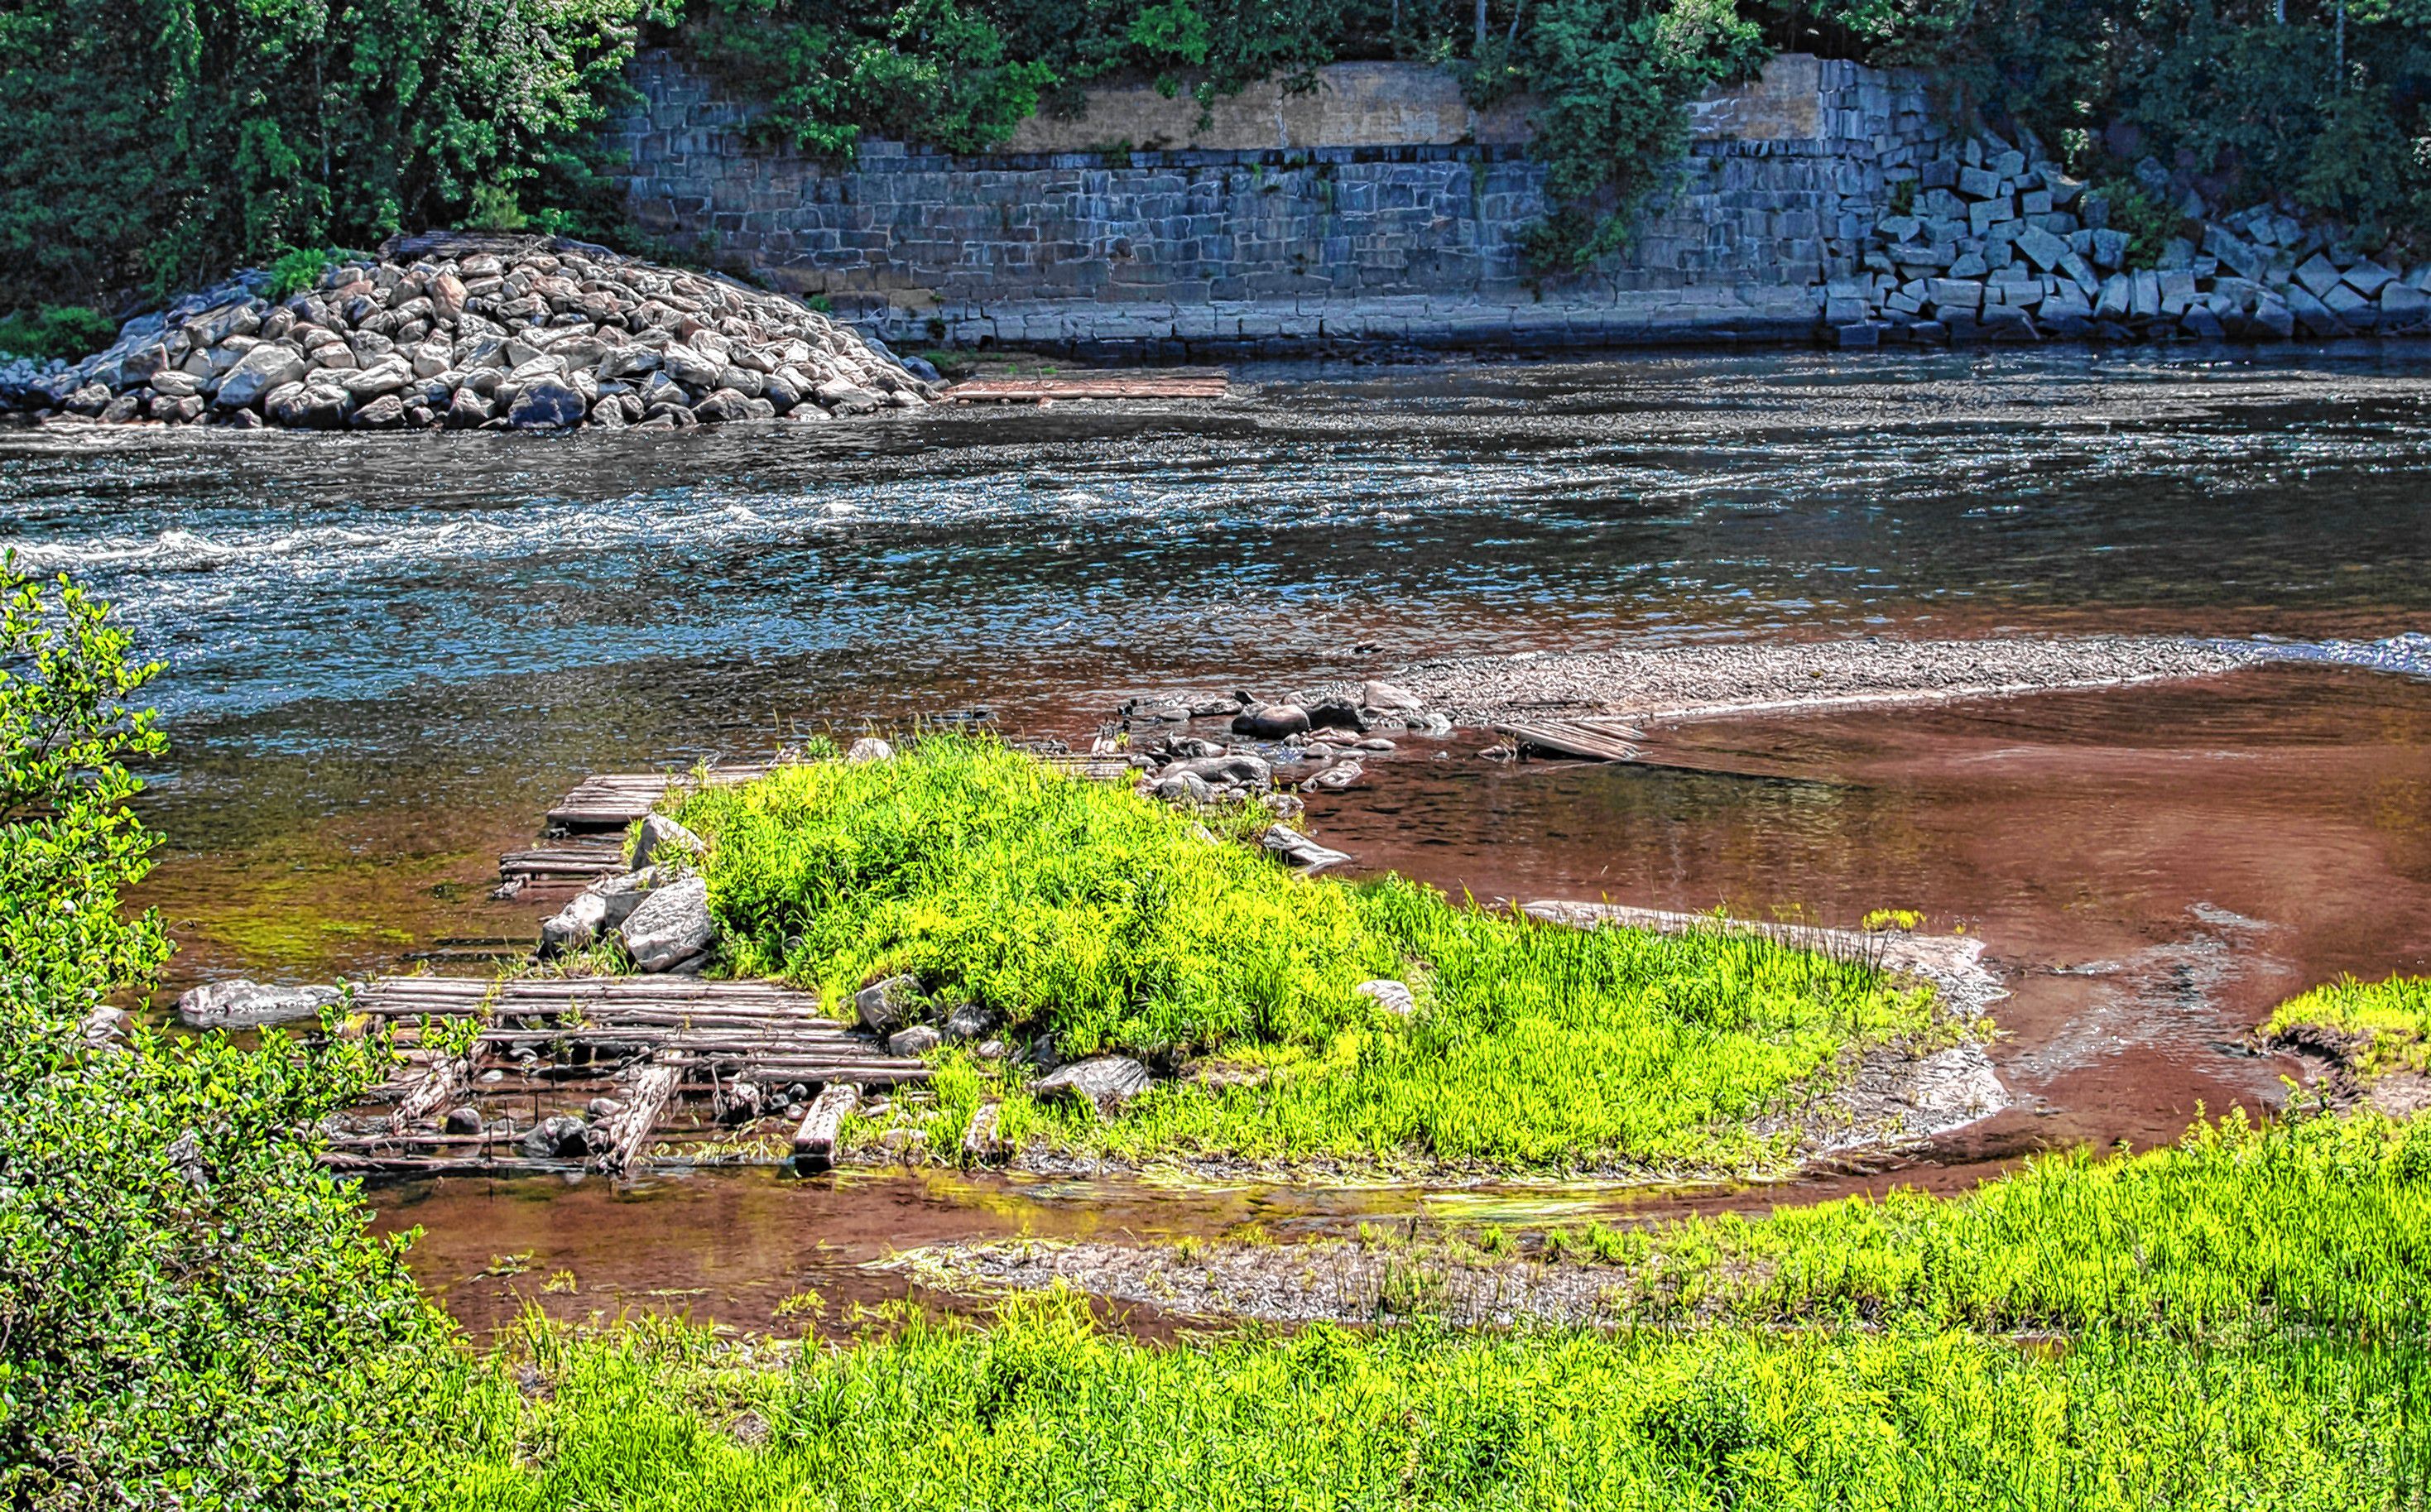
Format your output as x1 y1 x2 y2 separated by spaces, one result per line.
614 52 1939 353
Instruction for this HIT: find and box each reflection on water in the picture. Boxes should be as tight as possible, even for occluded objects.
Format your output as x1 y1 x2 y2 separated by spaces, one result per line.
8 348 2431 1325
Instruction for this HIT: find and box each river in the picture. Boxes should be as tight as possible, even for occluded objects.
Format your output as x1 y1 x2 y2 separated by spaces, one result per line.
7 345 2429 1332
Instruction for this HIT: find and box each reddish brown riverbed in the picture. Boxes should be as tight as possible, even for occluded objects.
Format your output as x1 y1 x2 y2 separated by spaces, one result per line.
15 350 2428 1332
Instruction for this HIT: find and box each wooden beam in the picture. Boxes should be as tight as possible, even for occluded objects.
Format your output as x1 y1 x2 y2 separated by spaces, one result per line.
962 1101 1008 1164
1497 720 1645 763
790 1081 860 1169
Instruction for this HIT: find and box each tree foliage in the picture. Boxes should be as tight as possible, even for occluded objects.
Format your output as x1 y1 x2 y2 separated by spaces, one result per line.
0 0 663 313
0 557 454 1510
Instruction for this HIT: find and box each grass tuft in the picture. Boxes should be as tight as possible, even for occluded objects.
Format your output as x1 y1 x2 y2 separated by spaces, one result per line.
675 737 1950 1174
2268 974 2431 1082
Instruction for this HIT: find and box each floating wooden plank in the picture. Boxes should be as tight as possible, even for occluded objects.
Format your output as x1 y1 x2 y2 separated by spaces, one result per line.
1497 720 1645 763
791 1081 860 1169
939 372 1230 405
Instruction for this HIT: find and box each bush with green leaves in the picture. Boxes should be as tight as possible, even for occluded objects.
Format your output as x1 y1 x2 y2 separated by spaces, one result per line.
0 557 456 1510
0 0 660 314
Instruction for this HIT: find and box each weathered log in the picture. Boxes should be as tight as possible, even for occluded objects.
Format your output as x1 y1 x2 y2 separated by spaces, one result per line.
790 1082 860 1169
594 1063 682 1174
391 1055 473 1130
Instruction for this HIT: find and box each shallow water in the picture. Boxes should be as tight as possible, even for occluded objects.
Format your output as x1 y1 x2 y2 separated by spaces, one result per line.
8 345 2431 1327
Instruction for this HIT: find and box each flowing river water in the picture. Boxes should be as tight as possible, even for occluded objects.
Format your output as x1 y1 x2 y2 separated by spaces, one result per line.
7 346 2430 1333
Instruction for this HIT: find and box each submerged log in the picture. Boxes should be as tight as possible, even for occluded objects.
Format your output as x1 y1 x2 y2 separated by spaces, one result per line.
790 1082 861 1170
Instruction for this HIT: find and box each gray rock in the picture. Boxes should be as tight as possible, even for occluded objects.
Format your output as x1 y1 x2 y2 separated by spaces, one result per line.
847 736 894 763
540 890 609 958
619 872 715 971
1032 1055 1151 1116
1355 979 1416 1015
588 865 671 931
520 1114 589 1159
856 973 925 1033
2294 253 2344 300
175 979 339 1028
442 1106 483 1135
1158 752 1271 788
1261 826 1352 872
630 813 705 870
348 393 407 430
692 386 754 423
343 357 414 397
507 375 587 430
1232 701 1310 739
63 382 111 415
888 1025 943 1056
1151 771 1215 805
80 1005 133 1049
943 1002 997 1042
445 387 494 429
1361 679 1424 712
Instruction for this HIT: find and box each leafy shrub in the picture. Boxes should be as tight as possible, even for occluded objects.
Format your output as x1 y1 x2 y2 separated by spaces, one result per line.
0 556 457 1509
0 305 114 362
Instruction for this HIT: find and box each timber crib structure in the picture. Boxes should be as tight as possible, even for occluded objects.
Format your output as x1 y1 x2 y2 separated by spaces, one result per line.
331 976 930 1178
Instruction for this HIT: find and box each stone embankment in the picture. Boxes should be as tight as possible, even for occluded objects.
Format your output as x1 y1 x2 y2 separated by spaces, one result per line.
1 233 934 430
1832 143 2430 346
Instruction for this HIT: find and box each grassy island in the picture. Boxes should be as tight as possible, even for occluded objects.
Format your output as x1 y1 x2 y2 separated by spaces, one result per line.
671 737 1960 1175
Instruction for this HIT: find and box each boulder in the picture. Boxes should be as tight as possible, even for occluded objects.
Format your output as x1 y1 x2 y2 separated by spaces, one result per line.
855 973 925 1033
348 393 407 430
629 813 706 870
1232 701 1310 739
444 387 494 429
442 1106 483 1135
888 1025 943 1056
1032 1055 1151 1117
507 375 587 429
618 872 714 972
1261 826 1352 872
1361 679 1425 712
1151 771 1215 805
1157 752 1271 788
847 736 894 763
540 890 610 958
692 386 755 423
1304 698 1372 733
520 1114 589 1159
175 979 340 1028
943 1002 997 1042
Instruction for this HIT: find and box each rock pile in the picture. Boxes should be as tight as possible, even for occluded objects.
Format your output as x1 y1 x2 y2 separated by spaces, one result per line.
537 814 719 971
2 233 934 430
1828 144 2431 346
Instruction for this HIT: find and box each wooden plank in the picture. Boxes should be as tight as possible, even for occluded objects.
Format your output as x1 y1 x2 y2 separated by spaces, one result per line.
594 1063 682 1174
1497 720 1645 763
790 1081 860 1169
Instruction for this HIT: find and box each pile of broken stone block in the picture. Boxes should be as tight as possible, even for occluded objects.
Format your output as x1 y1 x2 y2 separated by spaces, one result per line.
1827 145 2429 347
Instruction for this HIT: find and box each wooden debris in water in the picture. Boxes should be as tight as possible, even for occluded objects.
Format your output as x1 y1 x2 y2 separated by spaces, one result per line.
962 1101 1009 1164
340 977 930 1178
791 1081 860 1170
938 372 1229 405
1496 719 1645 762
499 842 627 886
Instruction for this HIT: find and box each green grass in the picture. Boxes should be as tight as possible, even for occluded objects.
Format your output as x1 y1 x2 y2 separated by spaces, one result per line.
674 737 1951 1174
430 1298 2430 1511
2268 974 2431 1082
1520 1109 2431 1340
